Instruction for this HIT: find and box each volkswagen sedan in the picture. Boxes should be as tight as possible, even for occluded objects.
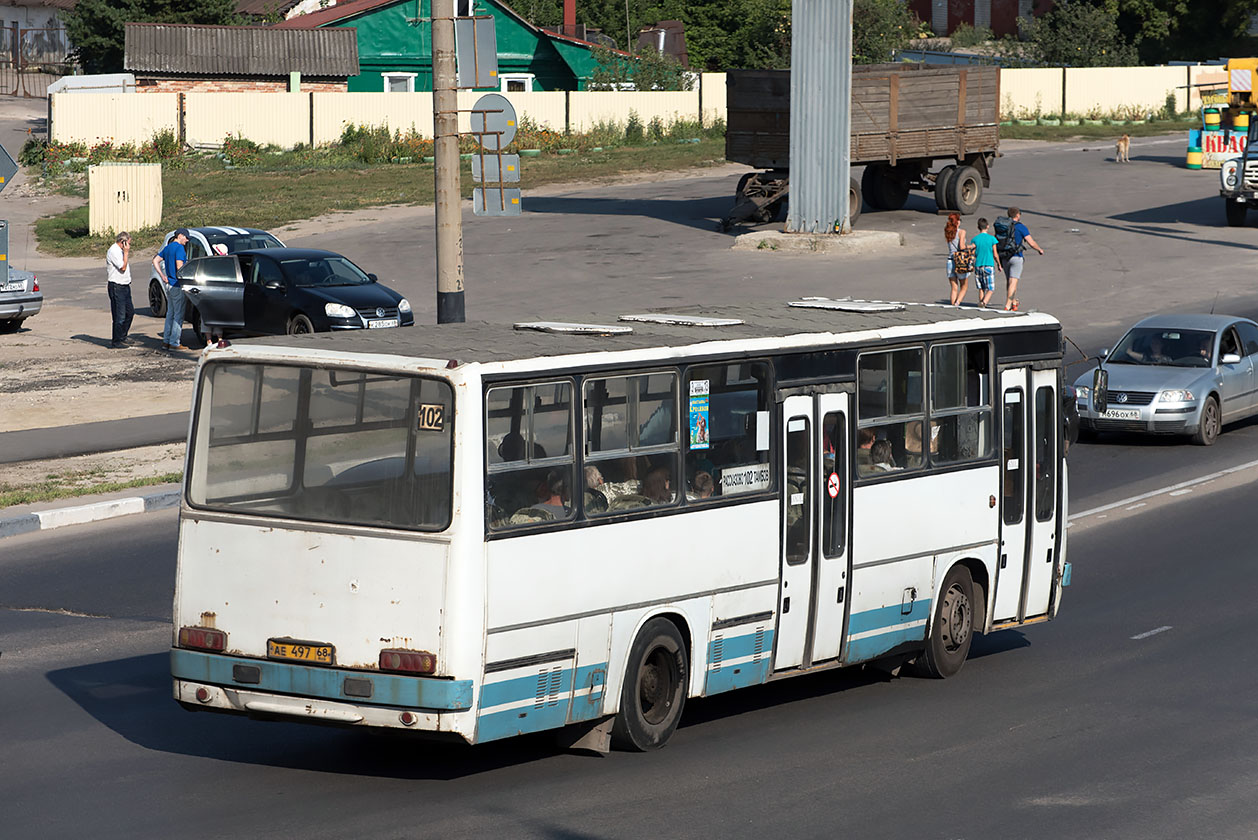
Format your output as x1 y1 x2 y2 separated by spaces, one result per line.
181 247 413 340
1073 314 1258 445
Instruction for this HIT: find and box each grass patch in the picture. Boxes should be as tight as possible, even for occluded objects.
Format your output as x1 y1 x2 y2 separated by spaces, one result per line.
1000 120 1197 141
0 471 183 508
33 138 726 257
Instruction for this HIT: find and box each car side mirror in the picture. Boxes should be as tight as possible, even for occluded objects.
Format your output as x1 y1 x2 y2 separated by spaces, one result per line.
368 273 378 283
1092 367 1109 415
265 280 282 290
1099 347 1110 359
1222 352 1242 365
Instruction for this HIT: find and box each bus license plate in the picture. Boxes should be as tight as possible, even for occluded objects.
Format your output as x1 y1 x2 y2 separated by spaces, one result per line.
368 318 399 329
267 639 334 664
1101 408 1140 420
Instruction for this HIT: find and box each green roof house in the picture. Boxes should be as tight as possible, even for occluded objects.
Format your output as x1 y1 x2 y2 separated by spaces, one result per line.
273 0 610 92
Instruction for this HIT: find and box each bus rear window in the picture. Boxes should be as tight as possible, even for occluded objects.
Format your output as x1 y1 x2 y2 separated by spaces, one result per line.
188 363 454 530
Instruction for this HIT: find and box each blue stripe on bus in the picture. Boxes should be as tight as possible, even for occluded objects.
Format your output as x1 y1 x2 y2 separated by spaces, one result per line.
845 625 931 663
170 649 474 711
479 667 574 710
478 700 572 742
846 599 933 636
704 628 774 695
476 662 609 740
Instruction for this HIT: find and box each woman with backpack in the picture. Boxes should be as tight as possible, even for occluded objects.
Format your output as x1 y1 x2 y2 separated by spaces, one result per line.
943 212 973 306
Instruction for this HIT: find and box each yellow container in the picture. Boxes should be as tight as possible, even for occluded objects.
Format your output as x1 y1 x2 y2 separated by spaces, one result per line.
1186 146 1203 169
1235 112 1250 131
1204 108 1221 129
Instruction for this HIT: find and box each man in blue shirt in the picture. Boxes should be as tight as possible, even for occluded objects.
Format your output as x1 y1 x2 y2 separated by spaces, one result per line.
999 207 1044 312
970 217 1000 308
153 229 190 350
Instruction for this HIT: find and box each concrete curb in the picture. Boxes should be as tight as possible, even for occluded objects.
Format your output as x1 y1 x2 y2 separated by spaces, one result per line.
0 489 181 539
731 229 904 254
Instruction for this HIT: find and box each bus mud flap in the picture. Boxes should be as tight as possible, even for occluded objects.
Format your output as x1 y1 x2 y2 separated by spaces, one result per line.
555 715 614 755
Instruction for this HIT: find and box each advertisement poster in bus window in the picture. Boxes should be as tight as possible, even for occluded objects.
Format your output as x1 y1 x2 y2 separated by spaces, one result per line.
689 380 710 449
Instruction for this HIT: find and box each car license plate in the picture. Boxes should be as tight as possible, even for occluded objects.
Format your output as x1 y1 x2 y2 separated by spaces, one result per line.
368 318 399 329
1101 408 1141 420
267 639 334 665
1 280 24 292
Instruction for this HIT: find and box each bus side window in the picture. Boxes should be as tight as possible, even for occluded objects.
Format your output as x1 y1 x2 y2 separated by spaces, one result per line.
584 371 679 514
930 341 993 465
684 361 772 501
856 347 925 477
486 382 576 529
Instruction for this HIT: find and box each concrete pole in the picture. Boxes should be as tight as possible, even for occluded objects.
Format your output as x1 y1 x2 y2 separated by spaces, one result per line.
432 0 465 323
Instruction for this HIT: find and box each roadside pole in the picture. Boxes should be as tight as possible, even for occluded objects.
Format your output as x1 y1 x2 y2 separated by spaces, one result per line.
432 0 466 323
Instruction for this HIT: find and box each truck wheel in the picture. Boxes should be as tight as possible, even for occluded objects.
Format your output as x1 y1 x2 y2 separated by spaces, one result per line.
935 165 958 211
1225 200 1247 227
947 165 983 215
848 177 862 226
862 164 909 211
735 172 756 201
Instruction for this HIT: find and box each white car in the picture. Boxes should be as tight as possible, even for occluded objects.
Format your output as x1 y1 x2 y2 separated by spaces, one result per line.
0 268 41 332
148 226 284 317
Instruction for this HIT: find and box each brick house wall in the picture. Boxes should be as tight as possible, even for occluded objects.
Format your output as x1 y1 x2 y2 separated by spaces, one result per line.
136 78 348 93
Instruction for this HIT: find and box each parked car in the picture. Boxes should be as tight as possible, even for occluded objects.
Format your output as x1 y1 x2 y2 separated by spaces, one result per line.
0 268 41 332
149 226 284 318
181 247 413 339
1073 314 1258 445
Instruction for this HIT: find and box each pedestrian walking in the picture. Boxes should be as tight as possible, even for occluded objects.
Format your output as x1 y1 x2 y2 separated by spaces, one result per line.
943 212 971 306
970 217 1000 308
153 229 190 350
105 231 133 348
996 206 1044 312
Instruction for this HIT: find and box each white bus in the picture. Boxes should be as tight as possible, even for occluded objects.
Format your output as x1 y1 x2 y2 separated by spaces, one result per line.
171 299 1070 751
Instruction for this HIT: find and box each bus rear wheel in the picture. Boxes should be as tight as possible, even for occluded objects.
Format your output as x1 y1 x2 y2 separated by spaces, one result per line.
612 617 688 751
920 565 975 679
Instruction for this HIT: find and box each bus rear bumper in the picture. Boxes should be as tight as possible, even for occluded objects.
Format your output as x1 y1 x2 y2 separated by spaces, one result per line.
171 648 474 731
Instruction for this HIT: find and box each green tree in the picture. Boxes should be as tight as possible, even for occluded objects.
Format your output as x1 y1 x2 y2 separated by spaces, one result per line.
1027 1 1138 66
588 45 694 89
65 0 242 74
851 0 918 64
1116 0 1258 63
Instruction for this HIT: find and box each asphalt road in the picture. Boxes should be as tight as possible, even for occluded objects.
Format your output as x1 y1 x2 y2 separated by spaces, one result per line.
3 448 1257 838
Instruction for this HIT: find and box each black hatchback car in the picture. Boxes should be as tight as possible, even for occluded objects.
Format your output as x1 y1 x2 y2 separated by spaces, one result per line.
181 248 413 339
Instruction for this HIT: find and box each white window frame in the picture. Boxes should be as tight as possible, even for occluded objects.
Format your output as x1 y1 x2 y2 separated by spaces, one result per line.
499 73 535 93
381 72 417 93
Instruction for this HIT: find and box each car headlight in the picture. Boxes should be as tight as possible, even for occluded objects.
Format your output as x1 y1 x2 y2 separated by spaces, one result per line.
1158 389 1194 402
398 298 412 313
1075 386 1090 401
325 303 356 319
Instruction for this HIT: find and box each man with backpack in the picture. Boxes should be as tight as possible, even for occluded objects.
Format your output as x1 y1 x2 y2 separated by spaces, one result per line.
993 207 1044 311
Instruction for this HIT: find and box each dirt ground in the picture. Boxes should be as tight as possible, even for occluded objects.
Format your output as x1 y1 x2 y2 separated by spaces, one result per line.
1 442 185 494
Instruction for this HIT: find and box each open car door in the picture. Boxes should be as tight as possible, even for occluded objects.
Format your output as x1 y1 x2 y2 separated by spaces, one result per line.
183 256 245 334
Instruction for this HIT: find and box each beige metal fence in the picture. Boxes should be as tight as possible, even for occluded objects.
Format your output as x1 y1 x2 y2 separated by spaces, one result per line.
88 163 162 236
51 92 179 145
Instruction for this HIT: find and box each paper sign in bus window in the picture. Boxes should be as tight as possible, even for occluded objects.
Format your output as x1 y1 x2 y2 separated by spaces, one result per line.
689 379 710 449
417 404 445 432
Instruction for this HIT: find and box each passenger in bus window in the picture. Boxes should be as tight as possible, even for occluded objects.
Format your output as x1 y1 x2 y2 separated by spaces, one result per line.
584 465 609 513
530 469 570 518
643 466 673 503
689 471 714 499
856 428 875 469
870 439 897 472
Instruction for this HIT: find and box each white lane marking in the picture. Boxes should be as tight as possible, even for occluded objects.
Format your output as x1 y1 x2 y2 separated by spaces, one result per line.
1169 489 1193 496
1069 456 1258 523
1131 625 1173 641
1125 502 1147 511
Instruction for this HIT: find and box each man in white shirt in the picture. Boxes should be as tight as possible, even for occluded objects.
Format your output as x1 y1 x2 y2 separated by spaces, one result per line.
106 231 133 348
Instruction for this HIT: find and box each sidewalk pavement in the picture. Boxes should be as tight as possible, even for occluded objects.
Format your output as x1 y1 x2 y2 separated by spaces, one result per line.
0 482 181 539
0 411 188 464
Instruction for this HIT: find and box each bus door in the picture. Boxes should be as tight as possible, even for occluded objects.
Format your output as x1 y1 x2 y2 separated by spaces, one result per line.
1022 370 1058 618
808 392 851 665
992 369 1028 622
775 395 815 670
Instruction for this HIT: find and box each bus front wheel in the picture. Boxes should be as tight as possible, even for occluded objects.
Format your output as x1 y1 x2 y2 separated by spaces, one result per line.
920 565 975 679
612 617 688 751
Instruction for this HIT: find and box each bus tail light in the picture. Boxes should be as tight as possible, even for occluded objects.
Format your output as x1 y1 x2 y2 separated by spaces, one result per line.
179 626 227 652
379 649 436 675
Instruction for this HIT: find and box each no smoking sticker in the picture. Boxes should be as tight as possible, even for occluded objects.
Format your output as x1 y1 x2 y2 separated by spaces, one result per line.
827 472 840 499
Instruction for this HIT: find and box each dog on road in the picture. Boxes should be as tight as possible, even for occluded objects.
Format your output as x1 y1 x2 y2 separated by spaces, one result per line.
1115 133 1130 163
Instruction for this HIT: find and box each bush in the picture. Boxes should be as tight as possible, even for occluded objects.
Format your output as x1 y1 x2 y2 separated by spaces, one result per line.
625 111 644 145
950 23 994 48
647 116 665 142
222 134 261 166
18 137 47 166
148 128 181 159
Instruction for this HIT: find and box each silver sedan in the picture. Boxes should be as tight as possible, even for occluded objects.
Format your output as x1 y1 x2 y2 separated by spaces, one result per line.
1073 314 1258 445
0 268 41 332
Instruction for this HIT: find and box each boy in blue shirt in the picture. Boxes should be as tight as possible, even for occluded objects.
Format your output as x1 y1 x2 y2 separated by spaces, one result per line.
153 229 190 350
969 218 999 308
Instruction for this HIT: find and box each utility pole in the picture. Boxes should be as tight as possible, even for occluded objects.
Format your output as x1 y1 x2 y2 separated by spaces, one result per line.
431 0 465 323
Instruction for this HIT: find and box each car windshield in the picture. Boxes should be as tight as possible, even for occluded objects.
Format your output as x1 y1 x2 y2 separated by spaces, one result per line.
279 257 372 287
1109 327 1215 367
205 233 282 252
